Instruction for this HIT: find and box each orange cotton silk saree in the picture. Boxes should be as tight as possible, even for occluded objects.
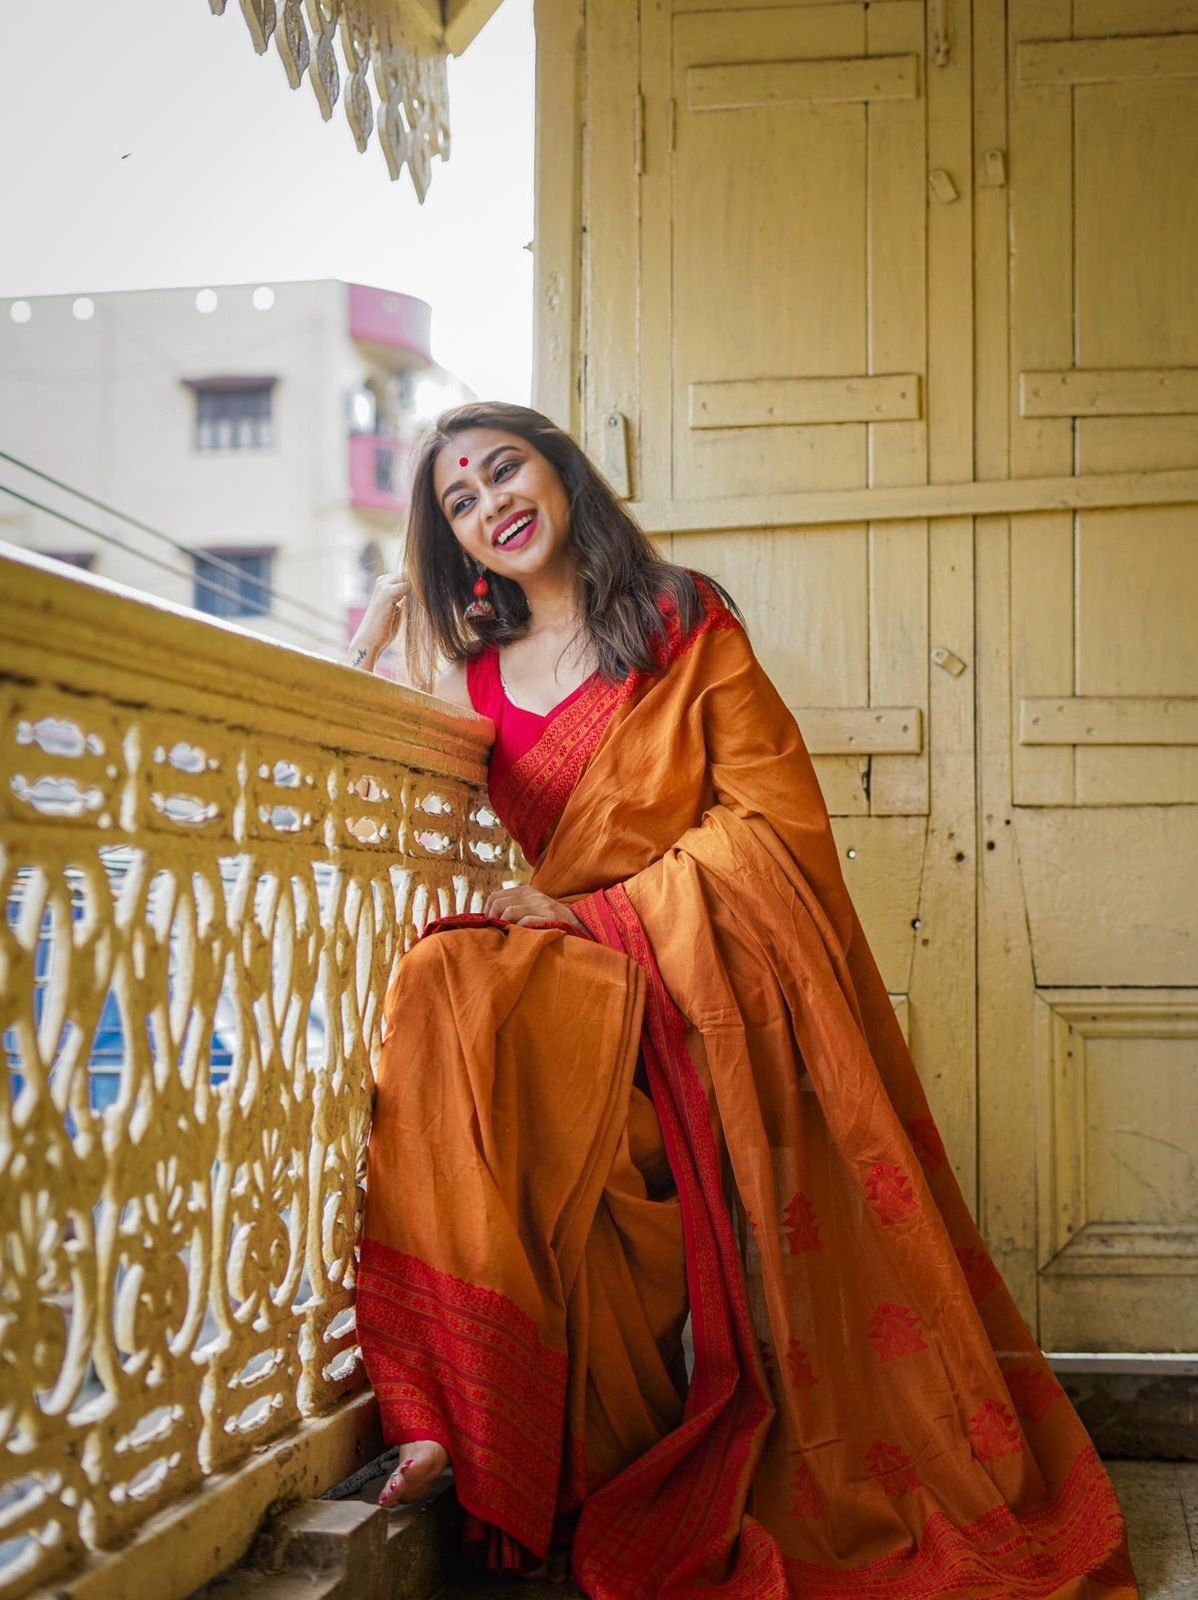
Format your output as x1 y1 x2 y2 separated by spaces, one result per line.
356 587 1139 1600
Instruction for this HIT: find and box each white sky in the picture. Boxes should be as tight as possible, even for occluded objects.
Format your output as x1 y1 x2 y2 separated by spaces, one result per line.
0 0 535 403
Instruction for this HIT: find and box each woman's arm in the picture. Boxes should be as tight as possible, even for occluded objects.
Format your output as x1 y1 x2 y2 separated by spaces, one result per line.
431 658 474 712
347 574 408 675
347 577 474 714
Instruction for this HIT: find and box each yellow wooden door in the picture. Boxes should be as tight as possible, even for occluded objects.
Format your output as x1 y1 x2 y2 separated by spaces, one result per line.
985 0 1198 1353
578 0 979 1209
542 0 1197 1357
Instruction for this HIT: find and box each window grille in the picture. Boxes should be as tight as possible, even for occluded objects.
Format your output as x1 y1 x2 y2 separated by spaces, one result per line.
194 385 274 450
193 548 275 619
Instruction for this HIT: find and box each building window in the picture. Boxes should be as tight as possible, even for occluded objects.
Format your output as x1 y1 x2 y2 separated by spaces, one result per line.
193 548 274 619
190 381 275 450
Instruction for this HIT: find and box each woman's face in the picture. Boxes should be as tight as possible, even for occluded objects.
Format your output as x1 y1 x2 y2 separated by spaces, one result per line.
432 427 573 583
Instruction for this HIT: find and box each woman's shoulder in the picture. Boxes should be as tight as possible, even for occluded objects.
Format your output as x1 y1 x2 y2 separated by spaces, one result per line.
435 654 484 714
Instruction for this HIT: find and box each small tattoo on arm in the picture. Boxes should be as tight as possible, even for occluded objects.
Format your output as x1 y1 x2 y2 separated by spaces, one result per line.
352 648 368 669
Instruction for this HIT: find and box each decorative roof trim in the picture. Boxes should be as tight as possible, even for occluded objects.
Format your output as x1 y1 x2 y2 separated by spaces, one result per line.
445 0 506 56
205 0 453 201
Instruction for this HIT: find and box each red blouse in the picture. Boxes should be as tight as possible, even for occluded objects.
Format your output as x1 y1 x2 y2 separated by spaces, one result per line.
465 645 598 794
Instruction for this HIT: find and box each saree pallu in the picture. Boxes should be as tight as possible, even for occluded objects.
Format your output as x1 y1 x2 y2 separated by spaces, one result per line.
356 587 1140 1600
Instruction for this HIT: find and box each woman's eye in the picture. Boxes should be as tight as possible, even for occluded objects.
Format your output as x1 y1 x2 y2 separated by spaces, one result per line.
450 459 518 515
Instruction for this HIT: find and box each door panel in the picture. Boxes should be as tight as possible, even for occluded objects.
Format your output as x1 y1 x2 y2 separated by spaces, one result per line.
1034 991 1198 1352
572 0 1195 1358
667 3 927 505
1007 0 1198 1349
650 3 936 831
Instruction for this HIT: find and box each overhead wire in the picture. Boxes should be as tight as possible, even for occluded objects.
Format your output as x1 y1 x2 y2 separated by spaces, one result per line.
0 447 356 646
0 484 347 655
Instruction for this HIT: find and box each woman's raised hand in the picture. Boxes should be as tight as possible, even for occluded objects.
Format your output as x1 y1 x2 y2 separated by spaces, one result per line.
483 884 587 932
347 573 410 672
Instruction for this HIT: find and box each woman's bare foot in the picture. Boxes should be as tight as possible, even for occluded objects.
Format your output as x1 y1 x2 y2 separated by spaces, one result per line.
377 1440 450 1509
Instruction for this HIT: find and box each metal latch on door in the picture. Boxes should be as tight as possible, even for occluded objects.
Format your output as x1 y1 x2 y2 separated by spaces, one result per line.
602 411 632 499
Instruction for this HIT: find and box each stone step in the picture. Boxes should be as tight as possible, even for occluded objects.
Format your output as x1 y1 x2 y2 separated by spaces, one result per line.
189 1457 459 1600
188 1454 584 1600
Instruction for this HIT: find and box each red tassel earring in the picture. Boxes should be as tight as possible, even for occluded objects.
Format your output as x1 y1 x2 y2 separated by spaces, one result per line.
464 562 496 621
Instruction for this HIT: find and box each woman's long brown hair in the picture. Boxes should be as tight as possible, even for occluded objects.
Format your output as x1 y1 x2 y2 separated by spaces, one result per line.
401 400 742 690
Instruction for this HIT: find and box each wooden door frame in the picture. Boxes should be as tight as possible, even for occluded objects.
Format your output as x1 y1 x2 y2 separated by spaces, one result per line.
532 0 585 434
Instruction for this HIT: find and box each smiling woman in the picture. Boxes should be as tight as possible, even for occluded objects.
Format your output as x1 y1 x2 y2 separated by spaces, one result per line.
393 401 731 703
347 401 1140 1599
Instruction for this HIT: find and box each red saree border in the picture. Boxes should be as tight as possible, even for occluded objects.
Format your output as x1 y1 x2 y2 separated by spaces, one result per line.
572 883 781 1600
492 673 635 863
780 1442 1136 1599
493 579 742 864
356 1239 567 1556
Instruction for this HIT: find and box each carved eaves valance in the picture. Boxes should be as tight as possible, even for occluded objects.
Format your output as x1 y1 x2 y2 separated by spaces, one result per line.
206 1 501 201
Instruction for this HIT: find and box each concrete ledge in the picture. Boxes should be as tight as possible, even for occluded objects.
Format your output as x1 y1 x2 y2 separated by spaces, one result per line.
189 1469 460 1600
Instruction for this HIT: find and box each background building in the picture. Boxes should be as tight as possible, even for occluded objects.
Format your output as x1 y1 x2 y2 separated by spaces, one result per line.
0 280 472 659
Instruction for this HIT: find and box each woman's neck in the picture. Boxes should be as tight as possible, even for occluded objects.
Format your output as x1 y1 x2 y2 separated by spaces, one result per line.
518 556 583 636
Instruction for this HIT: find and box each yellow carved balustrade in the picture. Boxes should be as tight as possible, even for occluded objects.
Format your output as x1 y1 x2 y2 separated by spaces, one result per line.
0 545 515 1600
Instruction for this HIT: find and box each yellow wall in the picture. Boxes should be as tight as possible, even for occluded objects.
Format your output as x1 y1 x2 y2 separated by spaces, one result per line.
533 0 1198 1353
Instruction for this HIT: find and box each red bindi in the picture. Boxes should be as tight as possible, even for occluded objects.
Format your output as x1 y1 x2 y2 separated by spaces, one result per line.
459 456 469 467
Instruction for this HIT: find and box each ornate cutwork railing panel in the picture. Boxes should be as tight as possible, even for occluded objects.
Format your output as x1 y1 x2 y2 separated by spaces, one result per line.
206 0 451 200
0 548 514 1598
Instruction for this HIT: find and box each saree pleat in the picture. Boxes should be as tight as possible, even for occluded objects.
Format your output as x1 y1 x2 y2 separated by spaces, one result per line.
356 583 1140 1599
565 1122 690 1491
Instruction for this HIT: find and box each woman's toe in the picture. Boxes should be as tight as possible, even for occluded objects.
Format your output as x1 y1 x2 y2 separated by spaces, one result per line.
377 1464 407 1508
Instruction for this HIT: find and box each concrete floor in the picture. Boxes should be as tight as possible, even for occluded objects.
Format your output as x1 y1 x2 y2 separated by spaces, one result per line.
436 1461 1197 1600
1107 1460 1197 1599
